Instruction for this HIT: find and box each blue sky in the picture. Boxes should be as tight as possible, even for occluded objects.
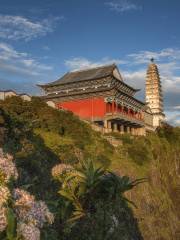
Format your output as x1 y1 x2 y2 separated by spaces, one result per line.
0 0 180 125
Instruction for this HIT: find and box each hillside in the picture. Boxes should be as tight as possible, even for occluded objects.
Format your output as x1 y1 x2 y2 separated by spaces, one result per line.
0 96 179 240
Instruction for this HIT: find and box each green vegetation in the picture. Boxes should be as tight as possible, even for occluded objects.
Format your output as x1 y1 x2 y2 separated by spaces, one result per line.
0 96 179 239
109 127 180 240
53 160 144 240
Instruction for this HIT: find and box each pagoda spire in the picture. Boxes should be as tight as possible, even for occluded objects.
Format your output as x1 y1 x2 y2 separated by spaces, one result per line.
145 59 165 127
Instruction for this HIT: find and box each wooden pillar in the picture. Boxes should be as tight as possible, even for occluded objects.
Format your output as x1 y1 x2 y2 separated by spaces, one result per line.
107 121 112 132
104 120 108 129
141 127 146 136
132 128 136 135
136 128 144 136
120 125 124 134
131 127 136 135
104 120 108 133
113 123 118 132
131 127 134 135
127 126 130 134
135 128 138 135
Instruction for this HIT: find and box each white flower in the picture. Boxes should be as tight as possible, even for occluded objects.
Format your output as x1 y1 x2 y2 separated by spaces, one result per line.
27 201 54 227
0 207 7 232
51 163 73 178
13 188 35 207
13 189 35 223
0 149 18 182
0 186 10 207
17 222 40 240
0 149 54 237
13 188 54 228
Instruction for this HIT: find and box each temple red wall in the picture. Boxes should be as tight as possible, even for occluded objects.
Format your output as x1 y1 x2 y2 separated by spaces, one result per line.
56 97 106 120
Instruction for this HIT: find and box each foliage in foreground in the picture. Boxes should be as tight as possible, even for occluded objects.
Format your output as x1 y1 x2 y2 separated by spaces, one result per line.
52 160 144 240
0 149 54 240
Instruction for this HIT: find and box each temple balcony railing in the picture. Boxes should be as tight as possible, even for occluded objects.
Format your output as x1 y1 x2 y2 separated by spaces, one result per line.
105 110 144 126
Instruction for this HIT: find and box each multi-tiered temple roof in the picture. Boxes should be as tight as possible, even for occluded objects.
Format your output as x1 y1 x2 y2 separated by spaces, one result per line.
42 64 119 86
38 64 144 110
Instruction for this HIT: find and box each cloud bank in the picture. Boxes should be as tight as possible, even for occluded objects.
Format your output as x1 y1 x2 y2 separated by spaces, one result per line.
65 57 126 71
0 42 53 77
0 15 62 41
105 0 141 13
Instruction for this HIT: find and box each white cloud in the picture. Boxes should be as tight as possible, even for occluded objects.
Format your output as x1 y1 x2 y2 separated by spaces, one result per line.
0 15 62 41
127 48 180 95
165 111 180 126
122 69 146 89
65 57 126 71
173 106 180 110
161 75 180 94
0 42 53 77
128 48 180 64
42 46 50 51
0 77 40 95
64 50 180 96
105 0 141 13
124 49 180 126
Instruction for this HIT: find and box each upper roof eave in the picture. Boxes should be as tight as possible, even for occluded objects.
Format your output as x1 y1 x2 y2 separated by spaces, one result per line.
112 75 140 93
37 74 112 88
38 64 117 88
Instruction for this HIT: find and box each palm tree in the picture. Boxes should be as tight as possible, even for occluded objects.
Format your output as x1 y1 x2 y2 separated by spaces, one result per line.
58 160 145 223
58 160 104 221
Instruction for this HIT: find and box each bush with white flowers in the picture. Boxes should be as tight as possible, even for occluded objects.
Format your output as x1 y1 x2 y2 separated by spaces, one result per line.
0 148 54 240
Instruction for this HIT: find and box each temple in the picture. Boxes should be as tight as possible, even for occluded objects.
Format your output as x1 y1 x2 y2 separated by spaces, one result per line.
38 62 165 135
